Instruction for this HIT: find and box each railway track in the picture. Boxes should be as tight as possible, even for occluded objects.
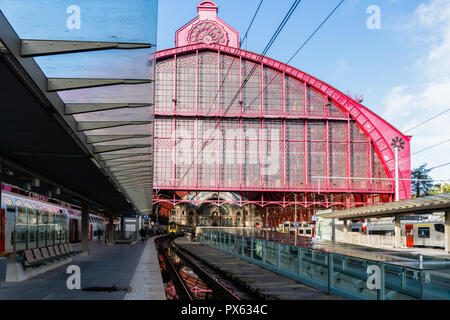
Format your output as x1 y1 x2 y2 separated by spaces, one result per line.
156 235 256 300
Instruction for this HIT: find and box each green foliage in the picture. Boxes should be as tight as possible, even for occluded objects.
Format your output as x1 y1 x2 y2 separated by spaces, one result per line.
411 164 434 198
430 183 450 195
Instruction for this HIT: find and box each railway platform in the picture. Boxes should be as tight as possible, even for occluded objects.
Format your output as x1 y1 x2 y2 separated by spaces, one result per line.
173 237 341 300
0 238 165 300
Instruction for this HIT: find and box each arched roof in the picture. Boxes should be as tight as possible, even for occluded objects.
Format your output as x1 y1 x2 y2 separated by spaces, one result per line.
155 43 412 200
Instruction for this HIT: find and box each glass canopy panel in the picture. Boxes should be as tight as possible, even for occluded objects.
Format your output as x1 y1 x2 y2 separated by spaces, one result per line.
0 0 158 214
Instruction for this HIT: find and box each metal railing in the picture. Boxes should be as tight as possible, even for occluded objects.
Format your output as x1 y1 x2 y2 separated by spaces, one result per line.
197 228 450 300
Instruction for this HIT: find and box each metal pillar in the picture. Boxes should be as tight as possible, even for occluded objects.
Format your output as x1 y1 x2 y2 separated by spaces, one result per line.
135 214 140 241
194 207 198 228
395 148 399 201
108 215 114 245
445 211 450 254
394 216 402 248
343 220 349 243
81 201 89 253
331 218 336 243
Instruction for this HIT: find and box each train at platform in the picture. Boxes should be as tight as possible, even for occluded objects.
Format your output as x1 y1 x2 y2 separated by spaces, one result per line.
278 222 316 238
351 215 446 249
0 188 106 255
168 222 178 235
168 222 195 238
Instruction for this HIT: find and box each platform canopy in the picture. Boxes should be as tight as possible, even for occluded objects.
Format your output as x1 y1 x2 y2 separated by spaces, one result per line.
318 194 450 220
0 0 158 214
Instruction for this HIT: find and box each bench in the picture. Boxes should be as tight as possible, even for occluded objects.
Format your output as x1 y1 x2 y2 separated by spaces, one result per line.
53 245 70 258
59 244 74 257
47 246 64 260
32 249 52 266
22 250 43 268
40 247 60 262
65 243 81 255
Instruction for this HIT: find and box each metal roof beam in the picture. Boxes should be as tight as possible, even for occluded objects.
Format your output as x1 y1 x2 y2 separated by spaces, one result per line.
122 180 153 189
113 170 153 178
47 78 152 91
77 121 151 132
104 160 152 168
65 103 152 115
110 165 152 173
116 175 153 182
86 134 151 144
99 153 152 161
21 39 152 57
94 144 151 154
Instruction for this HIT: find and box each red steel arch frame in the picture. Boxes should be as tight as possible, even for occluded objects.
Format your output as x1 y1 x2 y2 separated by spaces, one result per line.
152 43 412 213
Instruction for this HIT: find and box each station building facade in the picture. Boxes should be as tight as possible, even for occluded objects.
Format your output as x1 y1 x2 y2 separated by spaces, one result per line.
152 1 412 228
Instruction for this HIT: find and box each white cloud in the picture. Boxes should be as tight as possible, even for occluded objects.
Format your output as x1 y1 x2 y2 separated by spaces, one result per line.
382 0 450 182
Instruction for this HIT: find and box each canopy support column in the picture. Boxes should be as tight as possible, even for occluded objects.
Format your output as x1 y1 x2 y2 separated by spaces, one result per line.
108 215 114 245
343 219 349 243
81 202 89 254
331 219 336 243
445 211 449 254
394 216 402 248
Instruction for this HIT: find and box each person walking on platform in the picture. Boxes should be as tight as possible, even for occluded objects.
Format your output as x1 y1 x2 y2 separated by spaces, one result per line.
97 226 101 242
139 227 146 242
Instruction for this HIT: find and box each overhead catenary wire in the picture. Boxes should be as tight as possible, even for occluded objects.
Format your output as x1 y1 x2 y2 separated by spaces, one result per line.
176 0 303 187
225 0 303 113
205 0 266 114
247 0 345 108
411 139 450 156
240 0 264 48
429 162 450 171
404 108 450 134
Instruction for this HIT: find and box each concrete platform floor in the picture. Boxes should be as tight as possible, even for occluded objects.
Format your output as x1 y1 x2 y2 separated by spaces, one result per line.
0 238 165 300
174 237 341 300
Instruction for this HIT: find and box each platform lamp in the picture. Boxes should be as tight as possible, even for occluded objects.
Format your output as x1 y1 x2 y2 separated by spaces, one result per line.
391 137 405 202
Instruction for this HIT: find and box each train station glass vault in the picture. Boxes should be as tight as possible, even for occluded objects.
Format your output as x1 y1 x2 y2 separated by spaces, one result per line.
0 0 158 214
153 1 412 226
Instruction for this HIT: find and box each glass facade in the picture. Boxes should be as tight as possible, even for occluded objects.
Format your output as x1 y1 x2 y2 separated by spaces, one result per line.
154 51 391 193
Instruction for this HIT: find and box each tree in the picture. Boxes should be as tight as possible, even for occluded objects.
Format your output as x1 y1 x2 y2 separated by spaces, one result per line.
430 183 450 195
411 164 434 197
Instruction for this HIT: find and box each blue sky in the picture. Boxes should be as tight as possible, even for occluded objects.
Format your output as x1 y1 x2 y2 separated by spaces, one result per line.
158 0 450 183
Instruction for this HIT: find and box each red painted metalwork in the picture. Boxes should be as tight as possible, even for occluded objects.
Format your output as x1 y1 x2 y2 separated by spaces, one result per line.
152 2 412 225
154 45 411 198
0 209 4 252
